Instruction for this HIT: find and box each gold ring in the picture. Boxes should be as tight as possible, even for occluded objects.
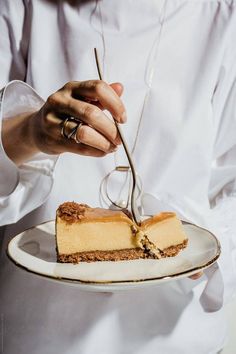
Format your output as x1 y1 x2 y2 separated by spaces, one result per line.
71 121 83 144
61 117 83 143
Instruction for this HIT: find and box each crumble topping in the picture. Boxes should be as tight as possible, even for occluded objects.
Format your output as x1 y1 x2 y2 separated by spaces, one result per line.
57 202 90 223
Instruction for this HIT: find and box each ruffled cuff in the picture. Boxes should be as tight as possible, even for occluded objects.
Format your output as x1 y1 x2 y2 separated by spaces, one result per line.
0 80 58 226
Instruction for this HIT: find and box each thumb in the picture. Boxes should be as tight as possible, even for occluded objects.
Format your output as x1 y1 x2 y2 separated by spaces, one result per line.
109 82 124 97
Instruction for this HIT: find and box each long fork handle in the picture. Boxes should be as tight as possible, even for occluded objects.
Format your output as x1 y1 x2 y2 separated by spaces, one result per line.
94 48 141 226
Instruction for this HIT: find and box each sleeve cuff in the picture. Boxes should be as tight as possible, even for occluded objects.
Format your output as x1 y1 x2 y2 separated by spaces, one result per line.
0 80 58 225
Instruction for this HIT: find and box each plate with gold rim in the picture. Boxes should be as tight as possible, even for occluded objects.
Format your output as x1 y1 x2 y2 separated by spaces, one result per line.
7 220 221 292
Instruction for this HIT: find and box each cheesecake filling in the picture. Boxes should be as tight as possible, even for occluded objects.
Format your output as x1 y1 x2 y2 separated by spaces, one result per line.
56 202 188 262
56 219 138 254
56 216 187 255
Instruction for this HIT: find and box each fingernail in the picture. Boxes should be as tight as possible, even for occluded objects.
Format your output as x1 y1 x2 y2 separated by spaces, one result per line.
120 111 127 123
110 146 118 153
115 137 122 145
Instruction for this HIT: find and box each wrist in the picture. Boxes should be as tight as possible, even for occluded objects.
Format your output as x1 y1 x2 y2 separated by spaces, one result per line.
2 111 40 166
25 111 41 155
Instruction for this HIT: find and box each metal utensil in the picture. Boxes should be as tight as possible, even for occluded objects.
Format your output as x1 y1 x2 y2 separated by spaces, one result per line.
94 48 141 226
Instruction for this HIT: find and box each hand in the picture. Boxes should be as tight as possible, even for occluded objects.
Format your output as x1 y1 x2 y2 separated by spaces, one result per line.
31 80 126 156
188 271 203 280
2 80 126 165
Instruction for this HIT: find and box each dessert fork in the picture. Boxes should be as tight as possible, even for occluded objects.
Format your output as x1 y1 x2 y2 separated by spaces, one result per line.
94 48 142 226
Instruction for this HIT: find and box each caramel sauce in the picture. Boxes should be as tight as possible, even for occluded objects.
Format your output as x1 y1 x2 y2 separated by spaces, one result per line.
57 202 176 227
141 212 176 228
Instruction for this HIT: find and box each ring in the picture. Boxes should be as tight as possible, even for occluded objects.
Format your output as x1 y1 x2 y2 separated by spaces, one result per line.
61 117 83 144
71 121 83 144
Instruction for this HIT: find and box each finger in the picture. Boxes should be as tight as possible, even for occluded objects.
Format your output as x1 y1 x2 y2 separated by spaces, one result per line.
189 271 203 280
80 83 123 110
64 140 112 157
77 143 111 157
51 123 116 157
74 124 118 153
51 115 117 153
66 80 127 123
50 97 122 145
34 109 117 157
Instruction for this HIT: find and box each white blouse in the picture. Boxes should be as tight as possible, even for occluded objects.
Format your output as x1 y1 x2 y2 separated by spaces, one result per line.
0 1 236 353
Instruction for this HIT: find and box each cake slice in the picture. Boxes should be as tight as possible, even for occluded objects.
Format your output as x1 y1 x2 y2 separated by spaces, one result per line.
55 202 188 263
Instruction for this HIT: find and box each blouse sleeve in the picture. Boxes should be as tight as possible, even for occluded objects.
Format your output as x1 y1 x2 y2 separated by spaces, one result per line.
206 4 236 307
0 0 29 86
0 1 57 226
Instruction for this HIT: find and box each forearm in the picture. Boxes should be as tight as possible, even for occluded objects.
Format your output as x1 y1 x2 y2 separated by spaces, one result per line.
2 112 40 166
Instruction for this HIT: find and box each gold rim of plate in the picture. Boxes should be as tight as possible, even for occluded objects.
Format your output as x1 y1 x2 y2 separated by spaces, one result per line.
6 220 221 286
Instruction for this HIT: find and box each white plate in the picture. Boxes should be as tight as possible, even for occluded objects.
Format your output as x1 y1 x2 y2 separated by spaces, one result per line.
7 220 220 292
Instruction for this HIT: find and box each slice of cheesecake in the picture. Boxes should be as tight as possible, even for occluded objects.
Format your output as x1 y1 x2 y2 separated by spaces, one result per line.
55 202 188 263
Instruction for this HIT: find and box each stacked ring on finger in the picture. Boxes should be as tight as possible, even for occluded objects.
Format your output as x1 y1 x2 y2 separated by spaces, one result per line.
61 117 83 144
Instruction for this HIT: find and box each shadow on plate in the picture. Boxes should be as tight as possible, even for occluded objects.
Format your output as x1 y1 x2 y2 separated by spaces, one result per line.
18 228 56 262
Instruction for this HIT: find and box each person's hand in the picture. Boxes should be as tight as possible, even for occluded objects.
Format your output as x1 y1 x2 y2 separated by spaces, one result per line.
188 271 203 280
2 80 126 165
30 80 126 157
